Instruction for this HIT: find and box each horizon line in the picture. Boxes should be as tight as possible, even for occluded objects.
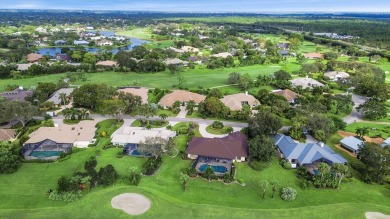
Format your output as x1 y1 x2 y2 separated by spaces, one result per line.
0 9 389 14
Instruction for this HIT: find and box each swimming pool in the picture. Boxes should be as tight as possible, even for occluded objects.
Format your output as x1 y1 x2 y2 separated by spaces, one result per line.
313 169 319 175
199 164 228 173
29 151 62 158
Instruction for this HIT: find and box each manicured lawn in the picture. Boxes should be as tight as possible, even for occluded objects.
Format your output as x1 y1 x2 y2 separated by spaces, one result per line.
1 151 389 219
345 122 390 138
116 28 153 40
205 125 232 135
0 64 282 92
156 109 177 117
63 119 81 124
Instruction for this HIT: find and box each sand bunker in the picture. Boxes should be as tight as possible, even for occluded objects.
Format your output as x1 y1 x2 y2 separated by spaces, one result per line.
111 193 151 215
365 212 390 219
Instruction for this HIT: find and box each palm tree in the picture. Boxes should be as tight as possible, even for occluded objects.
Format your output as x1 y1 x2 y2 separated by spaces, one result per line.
331 164 349 188
317 162 330 182
180 172 190 191
62 108 72 119
186 100 196 113
270 180 279 199
58 93 67 106
355 127 369 139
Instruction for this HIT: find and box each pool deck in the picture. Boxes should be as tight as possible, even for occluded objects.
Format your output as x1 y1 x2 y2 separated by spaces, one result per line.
194 157 232 176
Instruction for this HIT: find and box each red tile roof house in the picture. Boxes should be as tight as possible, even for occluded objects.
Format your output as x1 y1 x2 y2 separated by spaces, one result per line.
186 132 248 176
26 53 43 63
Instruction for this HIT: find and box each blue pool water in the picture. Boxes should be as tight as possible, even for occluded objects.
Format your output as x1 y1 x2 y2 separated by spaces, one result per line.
199 164 228 173
29 151 61 158
313 169 319 175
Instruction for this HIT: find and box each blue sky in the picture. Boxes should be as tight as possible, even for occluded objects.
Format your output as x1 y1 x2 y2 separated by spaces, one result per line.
0 0 389 12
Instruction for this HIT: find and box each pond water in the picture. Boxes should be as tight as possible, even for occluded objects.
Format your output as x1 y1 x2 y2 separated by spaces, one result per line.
36 37 150 56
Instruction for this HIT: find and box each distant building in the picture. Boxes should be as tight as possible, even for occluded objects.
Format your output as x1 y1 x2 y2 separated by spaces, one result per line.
96 40 113 46
26 53 43 63
273 89 301 103
304 53 323 59
290 78 324 89
54 40 67 45
163 58 188 66
158 90 206 108
117 87 149 104
1 88 33 101
220 93 260 111
73 40 89 46
324 71 350 81
96 60 118 67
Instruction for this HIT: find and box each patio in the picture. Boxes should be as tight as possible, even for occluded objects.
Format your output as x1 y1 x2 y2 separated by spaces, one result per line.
193 156 232 176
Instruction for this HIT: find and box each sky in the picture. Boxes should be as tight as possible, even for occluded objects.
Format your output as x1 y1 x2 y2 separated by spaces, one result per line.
0 0 389 12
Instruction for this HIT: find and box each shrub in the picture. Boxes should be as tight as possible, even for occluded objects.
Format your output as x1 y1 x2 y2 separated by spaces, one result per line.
98 165 118 186
103 143 115 150
212 120 224 129
100 131 107 137
248 161 270 171
223 173 234 183
281 187 297 201
116 151 123 158
202 166 216 181
48 190 82 202
283 162 292 170
166 125 172 130
179 127 189 134
187 167 197 177
142 156 163 175
128 168 141 186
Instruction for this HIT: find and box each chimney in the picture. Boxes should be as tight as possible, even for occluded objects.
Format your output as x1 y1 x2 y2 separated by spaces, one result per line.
319 142 324 147
245 91 248 95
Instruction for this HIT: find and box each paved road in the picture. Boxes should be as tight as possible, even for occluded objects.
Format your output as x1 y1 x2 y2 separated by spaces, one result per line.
343 94 369 124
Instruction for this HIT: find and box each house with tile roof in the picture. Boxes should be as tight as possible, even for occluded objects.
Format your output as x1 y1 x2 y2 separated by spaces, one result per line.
187 132 248 162
27 53 43 63
272 89 301 103
158 90 206 108
274 134 347 169
290 77 324 89
117 87 149 104
324 71 350 81
46 88 74 106
1 88 33 101
304 53 323 59
96 60 118 67
220 92 260 111
24 120 97 148
0 129 17 141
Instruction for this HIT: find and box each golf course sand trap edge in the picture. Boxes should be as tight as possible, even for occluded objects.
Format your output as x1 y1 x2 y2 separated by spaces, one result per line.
365 212 390 219
111 193 151 215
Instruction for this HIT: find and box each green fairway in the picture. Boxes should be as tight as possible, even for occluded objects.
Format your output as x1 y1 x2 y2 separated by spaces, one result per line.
116 28 153 40
0 64 286 92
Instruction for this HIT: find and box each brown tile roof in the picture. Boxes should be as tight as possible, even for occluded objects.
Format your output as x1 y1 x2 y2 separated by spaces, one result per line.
273 89 300 102
158 90 206 107
117 87 149 104
25 120 97 144
303 53 323 59
187 132 248 160
220 93 260 111
0 129 16 141
27 53 43 63
96 60 118 67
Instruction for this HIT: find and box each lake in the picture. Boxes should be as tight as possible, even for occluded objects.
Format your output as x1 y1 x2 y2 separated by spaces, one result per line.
36 37 150 56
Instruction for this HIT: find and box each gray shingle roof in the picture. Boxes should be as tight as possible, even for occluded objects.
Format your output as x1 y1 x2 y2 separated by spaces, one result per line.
275 134 347 165
340 136 364 151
